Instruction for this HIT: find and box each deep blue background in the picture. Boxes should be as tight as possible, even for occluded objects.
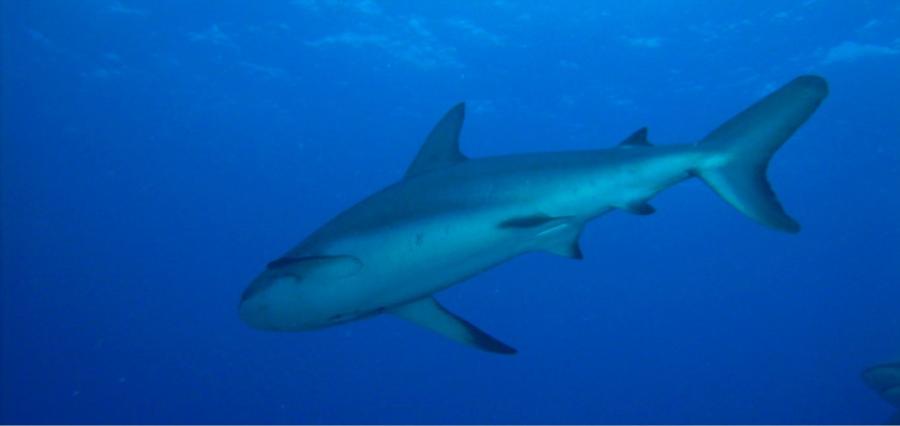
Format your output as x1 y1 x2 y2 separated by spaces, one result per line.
2 0 899 423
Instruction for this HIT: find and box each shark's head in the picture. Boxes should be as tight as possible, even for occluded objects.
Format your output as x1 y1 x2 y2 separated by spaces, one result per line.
239 271 309 331
239 254 364 331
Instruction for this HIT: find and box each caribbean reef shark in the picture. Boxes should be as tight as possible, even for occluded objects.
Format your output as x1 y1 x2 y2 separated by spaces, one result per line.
239 75 828 354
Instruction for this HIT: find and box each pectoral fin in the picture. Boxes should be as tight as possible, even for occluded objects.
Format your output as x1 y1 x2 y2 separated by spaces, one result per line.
391 297 517 354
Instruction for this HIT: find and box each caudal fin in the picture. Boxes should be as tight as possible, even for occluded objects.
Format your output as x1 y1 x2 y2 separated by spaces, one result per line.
696 75 828 233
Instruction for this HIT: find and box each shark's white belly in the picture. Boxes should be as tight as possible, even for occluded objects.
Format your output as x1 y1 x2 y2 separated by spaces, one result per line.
319 208 534 314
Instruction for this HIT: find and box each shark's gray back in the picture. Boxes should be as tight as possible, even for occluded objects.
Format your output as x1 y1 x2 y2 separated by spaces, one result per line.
289 149 632 256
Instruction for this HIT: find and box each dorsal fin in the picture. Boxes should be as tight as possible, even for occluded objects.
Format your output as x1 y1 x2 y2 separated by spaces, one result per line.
404 103 468 179
618 127 651 147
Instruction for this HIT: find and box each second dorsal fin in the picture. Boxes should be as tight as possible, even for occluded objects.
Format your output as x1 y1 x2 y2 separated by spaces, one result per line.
404 103 468 179
618 127 651 147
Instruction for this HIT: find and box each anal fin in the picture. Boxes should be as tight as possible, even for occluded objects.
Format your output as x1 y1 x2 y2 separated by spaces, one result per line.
391 297 517 354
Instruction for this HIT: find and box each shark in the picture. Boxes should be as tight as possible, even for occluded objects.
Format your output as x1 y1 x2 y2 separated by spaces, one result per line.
239 75 829 354
863 362 900 424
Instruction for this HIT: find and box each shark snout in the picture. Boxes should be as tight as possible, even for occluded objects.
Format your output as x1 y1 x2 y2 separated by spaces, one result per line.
239 273 315 331
239 274 278 330
239 292 268 330
240 276 271 303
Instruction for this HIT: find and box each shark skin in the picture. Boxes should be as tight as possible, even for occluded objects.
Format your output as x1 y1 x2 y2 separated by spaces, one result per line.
239 75 829 354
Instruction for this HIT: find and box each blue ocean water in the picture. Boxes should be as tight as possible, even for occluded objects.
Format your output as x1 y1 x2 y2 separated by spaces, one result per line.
2 0 899 423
